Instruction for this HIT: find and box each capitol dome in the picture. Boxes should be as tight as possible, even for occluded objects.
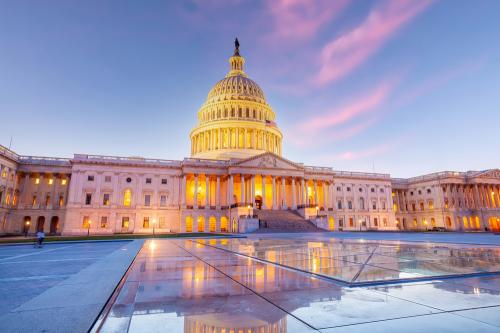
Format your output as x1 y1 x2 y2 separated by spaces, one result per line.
190 39 283 160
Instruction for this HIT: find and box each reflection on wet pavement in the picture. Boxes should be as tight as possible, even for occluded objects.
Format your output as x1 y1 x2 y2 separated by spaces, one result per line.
96 238 500 332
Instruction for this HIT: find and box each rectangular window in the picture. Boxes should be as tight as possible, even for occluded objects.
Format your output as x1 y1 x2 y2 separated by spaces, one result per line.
420 202 425 210
160 195 167 206
428 201 434 209
32 195 37 206
348 201 352 209
336 186 341 191
146 178 152 184
82 216 90 228
61 179 67 185
105 176 112 182
122 217 129 229
48 178 53 185
35 178 40 184
143 216 150 228
349 218 354 227
412 203 416 211
45 194 51 206
371 188 375 193
159 216 166 228
380 188 384 193
347 187 351 192
1 170 6 178
382 201 386 210
59 195 64 206
337 200 342 209
372 202 377 210
383 218 388 227
144 195 151 206
100 216 108 228
88 175 94 181
374 218 378 226
103 193 110 206
161 178 168 185
85 193 92 205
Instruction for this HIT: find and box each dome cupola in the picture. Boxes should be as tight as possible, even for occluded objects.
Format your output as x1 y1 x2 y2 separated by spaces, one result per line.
189 39 283 160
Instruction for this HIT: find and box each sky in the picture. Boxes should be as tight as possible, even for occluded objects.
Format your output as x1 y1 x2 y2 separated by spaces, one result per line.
0 0 499 177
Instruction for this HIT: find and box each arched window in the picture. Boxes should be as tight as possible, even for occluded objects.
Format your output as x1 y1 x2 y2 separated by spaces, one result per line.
197 216 205 232
185 216 193 232
220 216 228 232
123 189 132 207
209 216 216 232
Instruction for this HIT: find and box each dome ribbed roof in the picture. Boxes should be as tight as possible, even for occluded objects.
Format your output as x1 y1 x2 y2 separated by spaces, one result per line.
206 75 267 104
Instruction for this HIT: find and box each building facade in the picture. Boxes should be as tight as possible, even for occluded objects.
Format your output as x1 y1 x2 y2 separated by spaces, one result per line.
1 43 499 235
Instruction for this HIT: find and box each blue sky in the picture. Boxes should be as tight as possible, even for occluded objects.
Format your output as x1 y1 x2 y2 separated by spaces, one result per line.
0 0 499 177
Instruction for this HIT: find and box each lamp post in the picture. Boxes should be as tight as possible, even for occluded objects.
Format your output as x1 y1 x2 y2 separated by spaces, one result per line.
25 221 30 237
247 205 251 218
87 220 91 237
152 218 156 238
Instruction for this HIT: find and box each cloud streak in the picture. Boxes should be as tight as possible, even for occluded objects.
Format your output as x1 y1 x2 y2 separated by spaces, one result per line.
265 0 350 43
313 0 433 86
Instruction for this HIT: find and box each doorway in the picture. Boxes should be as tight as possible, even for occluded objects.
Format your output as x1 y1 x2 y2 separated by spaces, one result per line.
255 195 262 209
50 216 59 234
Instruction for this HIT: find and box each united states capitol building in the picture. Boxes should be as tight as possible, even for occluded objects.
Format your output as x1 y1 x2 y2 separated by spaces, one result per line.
1 42 499 236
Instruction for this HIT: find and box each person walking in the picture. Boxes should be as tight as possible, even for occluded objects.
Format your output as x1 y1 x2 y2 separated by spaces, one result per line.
35 230 45 248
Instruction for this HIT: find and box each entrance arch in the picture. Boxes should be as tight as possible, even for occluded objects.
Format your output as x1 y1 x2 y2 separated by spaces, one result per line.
23 216 31 234
220 216 228 232
231 218 238 233
209 216 216 233
197 216 205 232
50 216 59 234
36 216 45 232
328 217 335 231
255 195 262 210
185 216 193 232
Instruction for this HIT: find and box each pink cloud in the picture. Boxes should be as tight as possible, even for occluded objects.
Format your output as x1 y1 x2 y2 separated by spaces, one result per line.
313 0 433 86
300 80 394 132
334 142 396 161
265 0 350 43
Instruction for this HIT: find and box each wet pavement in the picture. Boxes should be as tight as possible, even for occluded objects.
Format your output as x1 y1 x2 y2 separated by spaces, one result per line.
96 237 500 332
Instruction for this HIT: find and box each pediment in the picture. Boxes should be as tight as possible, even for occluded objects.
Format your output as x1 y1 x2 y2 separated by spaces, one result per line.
473 169 500 179
231 152 303 171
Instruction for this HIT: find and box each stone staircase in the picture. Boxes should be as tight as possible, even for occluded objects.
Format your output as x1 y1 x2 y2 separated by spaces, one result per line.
254 210 322 233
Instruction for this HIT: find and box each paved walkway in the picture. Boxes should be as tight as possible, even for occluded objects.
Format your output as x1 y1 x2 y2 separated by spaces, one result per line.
0 240 143 333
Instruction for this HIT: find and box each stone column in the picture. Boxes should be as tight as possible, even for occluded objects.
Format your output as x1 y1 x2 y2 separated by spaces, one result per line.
291 177 297 209
272 176 277 210
262 175 267 209
281 177 287 209
205 175 210 209
216 176 220 209
473 184 481 209
193 174 198 209
313 180 318 207
301 178 306 206
322 181 327 209
240 174 245 206
227 175 234 206
181 175 187 208
23 173 30 205
495 185 500 208
251 175 256 207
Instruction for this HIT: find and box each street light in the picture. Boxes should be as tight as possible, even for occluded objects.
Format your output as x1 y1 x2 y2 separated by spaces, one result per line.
87 220 91 236
25 221 30 237
152 218 156 238
247 205 251 218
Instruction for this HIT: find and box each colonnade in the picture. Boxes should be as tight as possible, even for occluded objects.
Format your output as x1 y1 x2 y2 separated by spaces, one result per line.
181 173 333 211
191 128 282 156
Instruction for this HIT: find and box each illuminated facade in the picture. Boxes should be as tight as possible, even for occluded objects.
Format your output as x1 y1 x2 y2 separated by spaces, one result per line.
0 42 499 235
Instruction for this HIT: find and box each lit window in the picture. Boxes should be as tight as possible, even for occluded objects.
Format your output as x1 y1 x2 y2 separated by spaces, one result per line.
48 179 53 185
123 190 132 207
35 178 40 184
1 171 6 178
143 216 150 228
12 195 18 206
59 195 64 206
32 195 37 206
100 216 108 228
428 200 434 209
103 194 110 206
61 179 67 185
122 217 129 229
82 216 90 229
85 193 92 205
45 194 51 206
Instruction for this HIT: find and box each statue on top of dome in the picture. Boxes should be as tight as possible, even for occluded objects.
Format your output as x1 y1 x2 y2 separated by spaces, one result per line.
234 38 240 56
